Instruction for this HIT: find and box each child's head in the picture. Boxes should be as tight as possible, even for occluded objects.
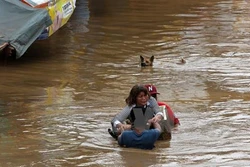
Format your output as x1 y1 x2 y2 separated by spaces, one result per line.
144 84 160 100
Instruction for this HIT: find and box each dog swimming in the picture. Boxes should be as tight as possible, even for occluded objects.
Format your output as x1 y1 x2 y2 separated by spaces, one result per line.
140 55 154 67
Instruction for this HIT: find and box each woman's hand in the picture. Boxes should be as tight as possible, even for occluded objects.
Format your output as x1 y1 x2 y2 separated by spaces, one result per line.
149 114 162 123
116 123 131 132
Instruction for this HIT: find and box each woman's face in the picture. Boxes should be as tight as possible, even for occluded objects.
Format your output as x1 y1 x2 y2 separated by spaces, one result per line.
136 92 149 106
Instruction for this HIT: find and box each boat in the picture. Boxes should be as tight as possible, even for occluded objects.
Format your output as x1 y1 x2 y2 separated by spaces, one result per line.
0 0 76 60
108 104 178 141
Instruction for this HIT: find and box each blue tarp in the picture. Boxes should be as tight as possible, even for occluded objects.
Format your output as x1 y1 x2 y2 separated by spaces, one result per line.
0 0 52 58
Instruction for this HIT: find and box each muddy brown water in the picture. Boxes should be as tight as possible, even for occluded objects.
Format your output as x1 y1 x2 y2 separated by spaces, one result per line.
1 0 250 166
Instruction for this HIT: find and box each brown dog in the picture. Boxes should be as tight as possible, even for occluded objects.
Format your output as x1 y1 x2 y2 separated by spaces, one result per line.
140 55 154 67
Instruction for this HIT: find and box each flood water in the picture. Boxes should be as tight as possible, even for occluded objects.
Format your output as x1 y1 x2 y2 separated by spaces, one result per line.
1 0 250 166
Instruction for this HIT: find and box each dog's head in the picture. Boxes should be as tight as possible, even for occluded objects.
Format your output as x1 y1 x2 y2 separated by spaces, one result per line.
140 55 154 67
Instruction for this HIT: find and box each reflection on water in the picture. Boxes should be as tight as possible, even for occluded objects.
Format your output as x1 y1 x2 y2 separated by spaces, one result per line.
1 0 250 166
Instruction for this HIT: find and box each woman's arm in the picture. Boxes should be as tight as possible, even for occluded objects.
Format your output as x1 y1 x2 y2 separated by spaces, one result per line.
152 121 162 133
111 105 132 132
149 97 163 122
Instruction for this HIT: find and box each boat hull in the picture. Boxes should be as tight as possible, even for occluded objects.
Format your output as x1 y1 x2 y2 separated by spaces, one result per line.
0 0 76 59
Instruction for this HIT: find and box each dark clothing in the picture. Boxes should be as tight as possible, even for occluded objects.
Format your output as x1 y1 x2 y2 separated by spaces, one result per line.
128 106 154 130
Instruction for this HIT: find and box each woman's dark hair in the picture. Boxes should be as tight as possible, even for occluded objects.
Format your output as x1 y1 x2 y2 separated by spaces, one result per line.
125 84 151 106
